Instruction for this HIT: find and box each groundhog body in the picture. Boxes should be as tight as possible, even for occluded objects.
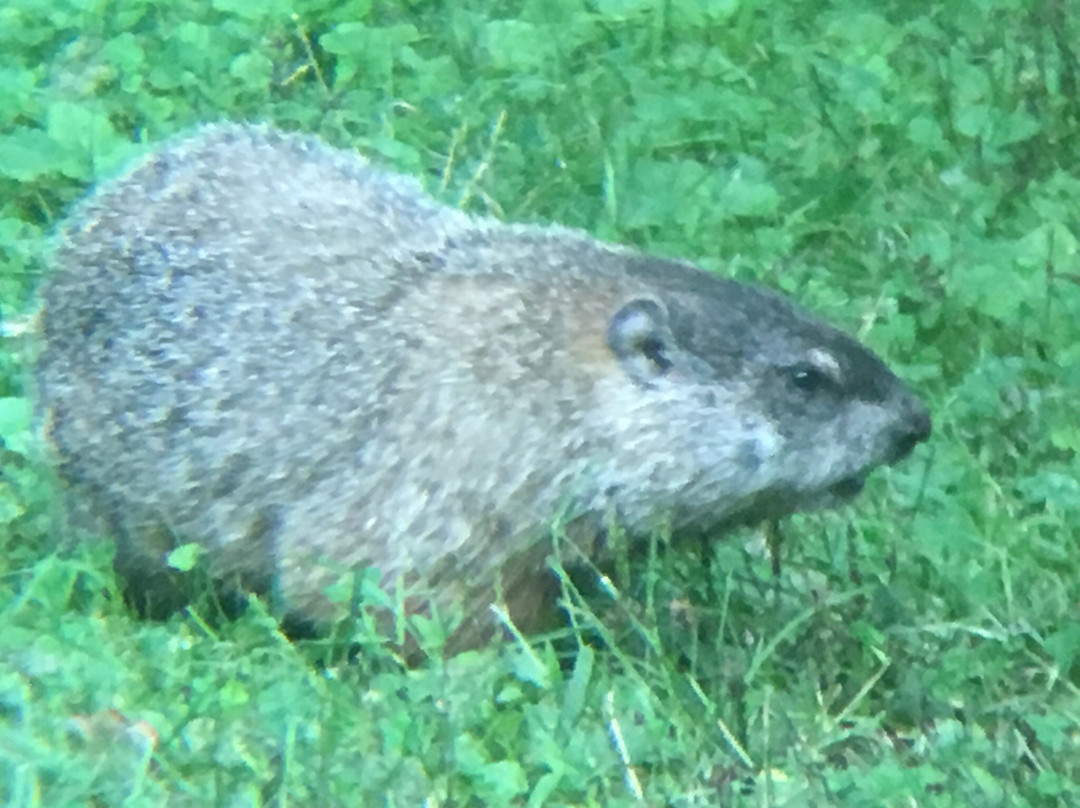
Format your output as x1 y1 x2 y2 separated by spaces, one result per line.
37 125 930 651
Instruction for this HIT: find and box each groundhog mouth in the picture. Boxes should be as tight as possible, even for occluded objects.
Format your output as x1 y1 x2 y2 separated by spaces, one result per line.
828 475 866 500
726 473 869 526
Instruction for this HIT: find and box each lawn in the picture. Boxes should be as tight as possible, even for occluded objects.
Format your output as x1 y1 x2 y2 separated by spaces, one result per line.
1 0 1079 805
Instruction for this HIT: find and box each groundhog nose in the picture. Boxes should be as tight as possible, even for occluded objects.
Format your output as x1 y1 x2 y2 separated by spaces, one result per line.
891 400 932 462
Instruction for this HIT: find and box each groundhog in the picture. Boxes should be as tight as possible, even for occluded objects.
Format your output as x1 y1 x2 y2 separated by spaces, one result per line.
36 124 931 653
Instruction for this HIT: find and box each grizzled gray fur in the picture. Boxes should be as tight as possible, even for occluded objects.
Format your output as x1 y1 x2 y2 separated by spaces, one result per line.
37 124 930 652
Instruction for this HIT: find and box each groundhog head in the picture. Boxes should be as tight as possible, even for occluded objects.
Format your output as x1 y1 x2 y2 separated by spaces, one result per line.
591 253 931 531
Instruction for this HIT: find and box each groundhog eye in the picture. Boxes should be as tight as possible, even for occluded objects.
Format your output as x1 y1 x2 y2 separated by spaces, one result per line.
788 363 837 395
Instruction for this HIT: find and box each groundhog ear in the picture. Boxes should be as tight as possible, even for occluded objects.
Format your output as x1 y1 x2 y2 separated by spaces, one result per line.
607 298 673 380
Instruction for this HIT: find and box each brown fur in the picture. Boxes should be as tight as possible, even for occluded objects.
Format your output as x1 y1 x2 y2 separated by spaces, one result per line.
36 124 930 652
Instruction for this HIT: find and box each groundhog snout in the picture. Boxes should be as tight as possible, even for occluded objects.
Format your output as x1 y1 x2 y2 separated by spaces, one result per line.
888 398 932 463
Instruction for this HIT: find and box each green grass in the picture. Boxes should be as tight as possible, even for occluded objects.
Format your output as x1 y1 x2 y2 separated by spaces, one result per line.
2 0 1080 805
